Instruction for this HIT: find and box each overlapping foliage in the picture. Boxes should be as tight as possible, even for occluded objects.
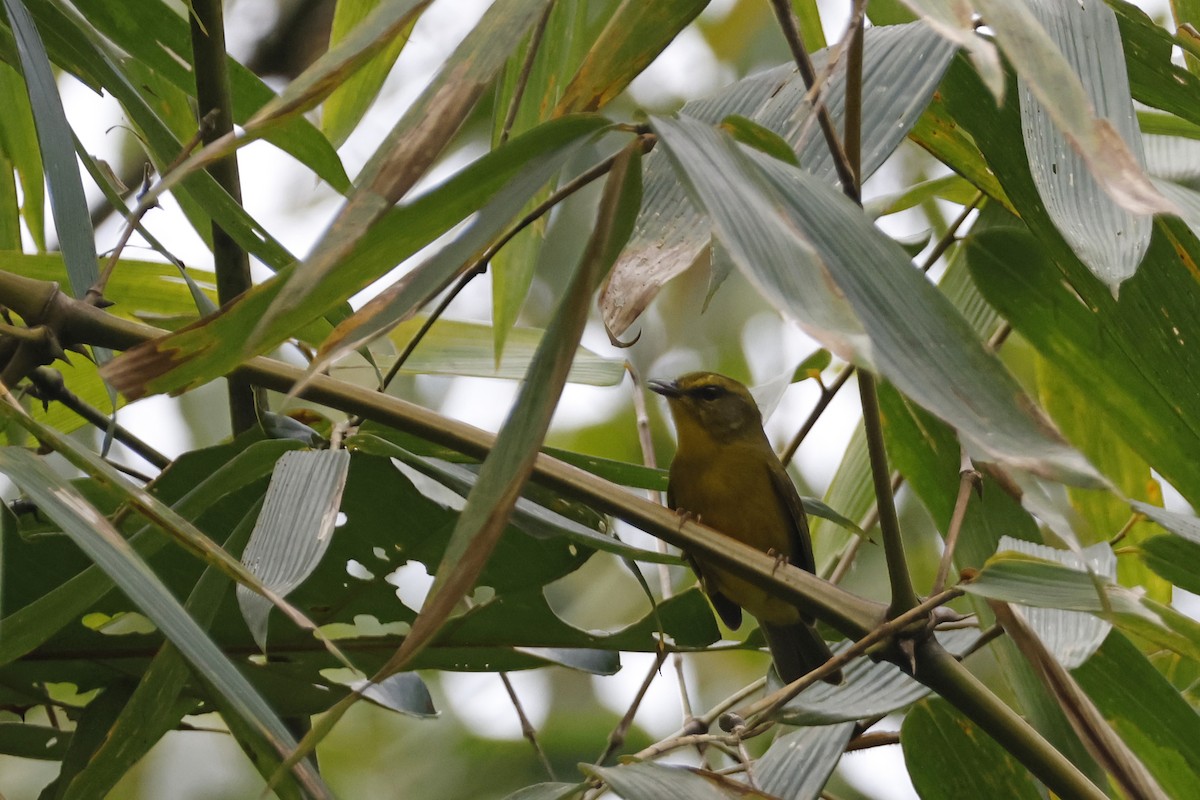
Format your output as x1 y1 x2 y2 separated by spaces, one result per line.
1 0 1199 798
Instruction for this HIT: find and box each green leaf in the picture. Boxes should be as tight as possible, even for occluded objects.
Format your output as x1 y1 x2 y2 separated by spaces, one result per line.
966 225 1200 507
903 697 1043 800
757 723 853 800
322 0 420 147
650 112 1098 485
248 0 433 128
372 139 642 677
1 0 97 297
778 629 977 725
102 114 611 400
0 439 302 666
1015 0 1151 290
353 672 437 717
1073 631 1200 799
0 60 44 250
554 0 709 113
0 722 69 759
976 0 1171 219
0 447 325 797
963 551 1200 663
70 0 350 192
59 501 262 800
367 315 624 385
1139 535 1200 595
720 113 799 166
253 0 557 348
237 450 352 650
582 762 766 800
501 783 585 800
602 22 958 337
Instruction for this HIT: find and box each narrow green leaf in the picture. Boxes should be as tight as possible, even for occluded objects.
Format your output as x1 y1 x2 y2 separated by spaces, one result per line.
903 697 1043 800
582 762 763 800
306 138 621 382
963 551 1200 663
1 0 96 296
966 225 1200 507
0 439 301 666
70 0 350 192
1016 0 1151 290
501 783 585 800
359 314 623 385
896 0 1004 97
248 0 432 127
373 140 641 678
102 115 610 400
322 0 419 147
0 448 325 797
0 723 69 759
1139 535 1200 595
0 60 44 250
555 0 709 113
60 501 263 800
976 0 1172 219
353 672 437 717
778 629 977 725
720 114 799 166
1074 631 1200 799
253 0 556 350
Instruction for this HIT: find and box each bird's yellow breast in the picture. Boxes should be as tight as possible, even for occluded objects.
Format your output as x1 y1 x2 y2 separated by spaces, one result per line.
670 440 803 625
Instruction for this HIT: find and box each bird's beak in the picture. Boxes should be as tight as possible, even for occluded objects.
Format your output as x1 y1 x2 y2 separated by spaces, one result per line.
648 379 682 398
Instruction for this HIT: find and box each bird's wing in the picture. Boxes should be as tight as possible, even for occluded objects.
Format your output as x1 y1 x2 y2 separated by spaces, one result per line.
767 460 816 574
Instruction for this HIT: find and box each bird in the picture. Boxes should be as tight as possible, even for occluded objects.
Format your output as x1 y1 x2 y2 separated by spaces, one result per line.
649 372 841 684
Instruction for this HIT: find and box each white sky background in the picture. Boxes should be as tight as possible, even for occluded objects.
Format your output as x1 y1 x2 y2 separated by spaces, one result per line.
13 0 1189 798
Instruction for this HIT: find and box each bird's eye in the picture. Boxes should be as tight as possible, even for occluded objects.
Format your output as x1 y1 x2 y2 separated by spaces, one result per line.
697 385 723 401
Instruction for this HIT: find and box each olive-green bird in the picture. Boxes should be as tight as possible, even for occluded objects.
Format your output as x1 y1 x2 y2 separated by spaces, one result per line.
650 372 841 684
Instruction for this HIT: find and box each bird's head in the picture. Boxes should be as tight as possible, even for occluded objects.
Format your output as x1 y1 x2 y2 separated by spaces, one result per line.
649 372 764 445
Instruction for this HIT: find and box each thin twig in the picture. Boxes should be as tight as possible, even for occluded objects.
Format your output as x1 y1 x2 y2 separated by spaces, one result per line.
743 588 964 726
845 731 900 751
499 1 556 144
780 365 854 466
920 192 984 273
859 372 918 614
595 647 669 766
87 116 215 303
28 367 170 469
628 362 695 721
499 672 556 780
767 0 858 197
932 448 981 595
825 471 902 584
356 150 631 413
1108 512 1143 546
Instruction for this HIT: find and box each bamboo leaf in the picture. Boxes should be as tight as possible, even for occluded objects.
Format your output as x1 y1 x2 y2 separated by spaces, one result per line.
1015 0 1152 290
371 140 641 678
601 22 957 338
237 450 352 650
1 0 96 297
0 447 326 797
650 112 1099 485
102 115 610 400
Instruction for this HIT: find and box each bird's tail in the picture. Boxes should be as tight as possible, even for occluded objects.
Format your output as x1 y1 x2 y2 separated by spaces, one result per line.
763 622 843 685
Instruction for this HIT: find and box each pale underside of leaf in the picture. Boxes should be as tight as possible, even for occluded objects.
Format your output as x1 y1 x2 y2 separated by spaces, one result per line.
600 22 957 338
1016 0 1153 291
